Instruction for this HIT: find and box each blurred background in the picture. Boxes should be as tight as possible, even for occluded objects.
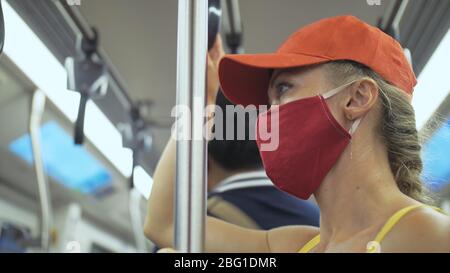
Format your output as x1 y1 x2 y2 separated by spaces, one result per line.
0 0 448 253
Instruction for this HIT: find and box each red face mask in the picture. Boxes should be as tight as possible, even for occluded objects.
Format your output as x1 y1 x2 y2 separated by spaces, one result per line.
256 82 361 200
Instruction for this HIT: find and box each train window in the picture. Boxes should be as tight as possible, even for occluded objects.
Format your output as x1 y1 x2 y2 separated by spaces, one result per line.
412 26 450 193
9 121 112 195
421 118 450 192
133 166 153 200
2 2 133 178
413 28 450 129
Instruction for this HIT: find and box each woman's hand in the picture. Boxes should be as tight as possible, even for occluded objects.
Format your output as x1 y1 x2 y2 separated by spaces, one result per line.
207 35 225 106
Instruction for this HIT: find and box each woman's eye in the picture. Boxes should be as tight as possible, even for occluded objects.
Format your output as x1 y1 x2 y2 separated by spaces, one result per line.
275 82 292 97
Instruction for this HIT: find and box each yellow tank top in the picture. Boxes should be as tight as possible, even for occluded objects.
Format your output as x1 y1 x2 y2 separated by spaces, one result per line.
298 204 444 253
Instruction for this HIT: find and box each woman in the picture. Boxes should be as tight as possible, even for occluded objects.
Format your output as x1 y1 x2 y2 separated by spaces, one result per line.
145 15 450 252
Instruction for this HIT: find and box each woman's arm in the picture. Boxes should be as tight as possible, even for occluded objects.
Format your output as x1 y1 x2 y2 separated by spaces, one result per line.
143 136 270 252
143 136 318 252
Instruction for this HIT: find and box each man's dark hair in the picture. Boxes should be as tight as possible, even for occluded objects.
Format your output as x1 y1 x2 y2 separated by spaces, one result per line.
208 91 263 171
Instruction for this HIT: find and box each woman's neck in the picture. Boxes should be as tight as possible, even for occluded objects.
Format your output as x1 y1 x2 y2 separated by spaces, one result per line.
314 132 415 245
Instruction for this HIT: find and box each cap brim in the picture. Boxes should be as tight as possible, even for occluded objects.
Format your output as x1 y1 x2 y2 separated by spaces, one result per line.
219 53 330 106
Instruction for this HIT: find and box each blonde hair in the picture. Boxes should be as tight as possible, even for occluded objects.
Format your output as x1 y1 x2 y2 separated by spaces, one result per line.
324 60 433 204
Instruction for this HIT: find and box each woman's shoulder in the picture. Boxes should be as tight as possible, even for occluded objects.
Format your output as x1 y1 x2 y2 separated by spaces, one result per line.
380 205 450 252
267 225 320 253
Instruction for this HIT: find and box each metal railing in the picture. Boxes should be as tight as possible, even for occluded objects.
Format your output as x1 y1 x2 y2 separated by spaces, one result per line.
174 0 208 253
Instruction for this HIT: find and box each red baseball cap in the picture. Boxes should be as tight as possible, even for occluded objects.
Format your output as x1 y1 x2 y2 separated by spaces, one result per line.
219 15 417 106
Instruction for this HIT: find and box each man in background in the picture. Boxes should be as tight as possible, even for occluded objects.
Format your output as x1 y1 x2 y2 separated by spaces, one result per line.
206 91 320 230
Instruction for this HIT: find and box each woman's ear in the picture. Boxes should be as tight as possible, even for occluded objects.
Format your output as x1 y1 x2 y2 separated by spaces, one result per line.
344 78 379 120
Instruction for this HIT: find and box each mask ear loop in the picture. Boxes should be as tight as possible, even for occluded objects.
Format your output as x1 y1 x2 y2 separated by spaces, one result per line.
322 85 345 99
349 117 363 160
321 80 359 99
321 80 362 160
349 118 361 135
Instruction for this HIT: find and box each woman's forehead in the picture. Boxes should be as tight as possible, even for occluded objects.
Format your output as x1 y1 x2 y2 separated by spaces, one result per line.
271 67 300 78
270 65 322 82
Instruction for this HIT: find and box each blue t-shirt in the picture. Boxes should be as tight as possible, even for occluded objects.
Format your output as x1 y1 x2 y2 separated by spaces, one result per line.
208 171 320 229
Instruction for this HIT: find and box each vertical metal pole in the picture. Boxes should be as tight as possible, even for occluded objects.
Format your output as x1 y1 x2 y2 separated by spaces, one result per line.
174 0 208 253
189 0 208 253
29 90 53 252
